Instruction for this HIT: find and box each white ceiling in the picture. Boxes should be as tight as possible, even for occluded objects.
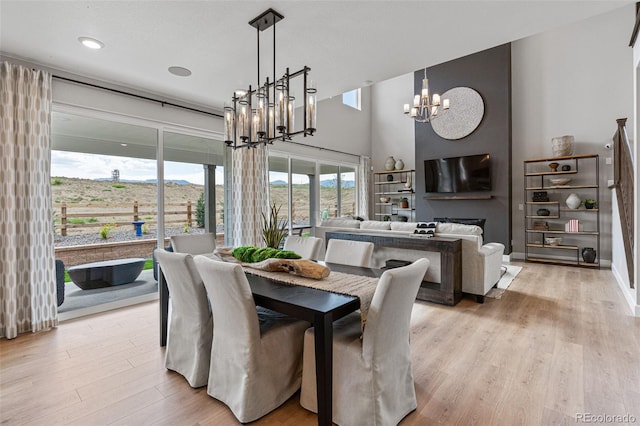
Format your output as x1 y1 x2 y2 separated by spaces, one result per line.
0 1 633 112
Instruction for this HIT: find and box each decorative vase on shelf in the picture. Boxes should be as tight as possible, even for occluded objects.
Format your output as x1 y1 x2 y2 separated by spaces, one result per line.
405 174 412 189
395 159 405 170
386 174 394 182
565 193 581 209
384 156 396 171
551 135 575 157
400 197 409 209
582 247 597 264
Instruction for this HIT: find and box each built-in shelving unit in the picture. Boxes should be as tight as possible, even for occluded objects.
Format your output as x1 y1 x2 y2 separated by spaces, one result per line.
374 169 415 222
523 154 600 268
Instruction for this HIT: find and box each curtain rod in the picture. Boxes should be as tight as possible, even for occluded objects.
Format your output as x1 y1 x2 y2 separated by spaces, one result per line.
52 75 223 118
277 138 362 159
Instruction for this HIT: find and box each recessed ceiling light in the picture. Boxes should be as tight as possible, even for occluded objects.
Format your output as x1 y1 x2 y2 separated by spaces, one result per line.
78 36 104 49
120 143 128 147
168 66 192 77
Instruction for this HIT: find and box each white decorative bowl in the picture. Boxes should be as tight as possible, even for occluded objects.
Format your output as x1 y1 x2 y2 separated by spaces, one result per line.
544 237 562 246
550 178 571 185
379 197 390 203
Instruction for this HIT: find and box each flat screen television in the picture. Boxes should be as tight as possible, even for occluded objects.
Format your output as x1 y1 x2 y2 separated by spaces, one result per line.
424 153 492 193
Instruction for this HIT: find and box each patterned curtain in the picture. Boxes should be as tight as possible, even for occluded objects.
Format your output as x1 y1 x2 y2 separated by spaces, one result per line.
358 156 372 220
231 144 269 247
0 62 56 339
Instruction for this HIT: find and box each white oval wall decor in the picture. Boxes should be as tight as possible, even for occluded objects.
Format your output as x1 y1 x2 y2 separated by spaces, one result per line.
430 87 484 140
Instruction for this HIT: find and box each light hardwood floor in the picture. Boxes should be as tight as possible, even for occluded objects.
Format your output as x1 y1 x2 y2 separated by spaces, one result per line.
1 262 639 425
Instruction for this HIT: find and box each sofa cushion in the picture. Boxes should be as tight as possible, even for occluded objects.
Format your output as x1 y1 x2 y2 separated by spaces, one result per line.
320 218 361 228
434 217 486 233
390 222 419 232
436 222 483 236
360 221 391 231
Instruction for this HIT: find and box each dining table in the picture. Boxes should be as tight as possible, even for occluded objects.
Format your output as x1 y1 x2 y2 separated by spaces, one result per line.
158 260 381 426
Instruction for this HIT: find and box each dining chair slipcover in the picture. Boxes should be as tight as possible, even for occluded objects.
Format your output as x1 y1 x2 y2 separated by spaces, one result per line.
170 232 216 255
324 239 374 267
300 258 430 426
193 255 309 423
155 250 213 388
283 235 323 260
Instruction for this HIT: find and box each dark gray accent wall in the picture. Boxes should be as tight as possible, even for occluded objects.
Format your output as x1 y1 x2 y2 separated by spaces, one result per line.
415 43 512 252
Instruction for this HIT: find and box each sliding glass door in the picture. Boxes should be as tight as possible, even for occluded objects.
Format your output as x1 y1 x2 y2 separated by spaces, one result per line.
162 130 225 246
269 153 359 235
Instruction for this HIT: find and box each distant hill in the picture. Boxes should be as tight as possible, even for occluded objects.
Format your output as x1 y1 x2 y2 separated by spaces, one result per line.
94 178 193 185
320 179 355 188
270 180 288 185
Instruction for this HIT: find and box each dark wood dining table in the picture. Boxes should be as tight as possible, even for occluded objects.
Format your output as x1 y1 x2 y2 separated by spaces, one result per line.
158 261 380 426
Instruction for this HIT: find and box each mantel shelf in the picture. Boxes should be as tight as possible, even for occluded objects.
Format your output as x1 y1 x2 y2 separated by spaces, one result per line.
424 194 492 200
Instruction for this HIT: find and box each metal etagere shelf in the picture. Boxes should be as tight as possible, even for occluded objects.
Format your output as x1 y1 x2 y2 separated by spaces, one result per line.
373 169 415 222
523 154 600 268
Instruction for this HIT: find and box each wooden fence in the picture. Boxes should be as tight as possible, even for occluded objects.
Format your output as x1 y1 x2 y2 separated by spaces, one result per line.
54 201 193 236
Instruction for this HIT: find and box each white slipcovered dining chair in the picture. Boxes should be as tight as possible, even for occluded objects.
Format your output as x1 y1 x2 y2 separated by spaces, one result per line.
193 255 310 423
283 235 323 260
300 258 430 426
154 249 212 388
324 239 374 267
170 232 216 255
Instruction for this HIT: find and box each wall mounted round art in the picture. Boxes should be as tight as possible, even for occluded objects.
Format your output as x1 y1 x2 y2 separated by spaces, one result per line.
430 87 484 140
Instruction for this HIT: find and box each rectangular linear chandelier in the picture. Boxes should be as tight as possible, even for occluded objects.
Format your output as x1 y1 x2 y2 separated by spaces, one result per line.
224 8 317 149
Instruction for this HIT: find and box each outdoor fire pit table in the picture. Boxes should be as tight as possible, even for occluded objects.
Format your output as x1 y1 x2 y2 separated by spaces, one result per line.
68 258 146 290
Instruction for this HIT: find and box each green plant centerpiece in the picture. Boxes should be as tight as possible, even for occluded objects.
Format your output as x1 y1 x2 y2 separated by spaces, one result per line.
216 202 330 280
231 246 301 263
262 202 288 248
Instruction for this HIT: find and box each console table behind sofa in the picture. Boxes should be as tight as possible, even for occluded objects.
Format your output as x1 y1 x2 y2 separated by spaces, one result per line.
325 231 462 306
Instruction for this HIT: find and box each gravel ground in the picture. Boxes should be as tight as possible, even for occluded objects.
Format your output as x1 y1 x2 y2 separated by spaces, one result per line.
53 226 221 247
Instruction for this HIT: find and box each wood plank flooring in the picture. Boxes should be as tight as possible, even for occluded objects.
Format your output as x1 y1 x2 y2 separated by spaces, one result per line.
1 262 639 425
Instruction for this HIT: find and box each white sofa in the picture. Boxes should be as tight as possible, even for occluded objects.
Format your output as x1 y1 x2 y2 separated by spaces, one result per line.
315 219 505 301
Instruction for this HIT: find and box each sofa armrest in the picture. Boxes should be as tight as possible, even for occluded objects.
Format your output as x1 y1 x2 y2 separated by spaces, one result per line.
479 242 505 257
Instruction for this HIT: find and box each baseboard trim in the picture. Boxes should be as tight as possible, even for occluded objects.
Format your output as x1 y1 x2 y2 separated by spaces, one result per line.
509 251 611 267
611 263 639 317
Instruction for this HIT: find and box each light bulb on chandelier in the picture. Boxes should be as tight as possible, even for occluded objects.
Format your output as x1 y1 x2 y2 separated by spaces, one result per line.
403 69 449 123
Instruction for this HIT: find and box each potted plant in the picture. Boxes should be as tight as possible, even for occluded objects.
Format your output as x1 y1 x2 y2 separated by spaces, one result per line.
400 197 409 209
262 202 288 248
583 199 597 209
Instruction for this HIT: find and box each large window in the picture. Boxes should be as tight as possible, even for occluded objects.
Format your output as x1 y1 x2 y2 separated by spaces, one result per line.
340 166 356 216
319 164 339 219
268 156 316 234
269 153 359 231
162 130 225 242
51 108 225 317
51 111 158 240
